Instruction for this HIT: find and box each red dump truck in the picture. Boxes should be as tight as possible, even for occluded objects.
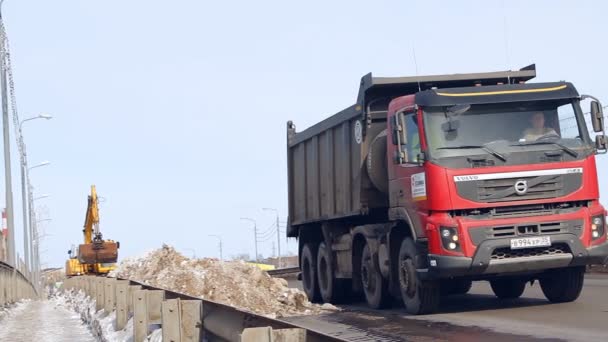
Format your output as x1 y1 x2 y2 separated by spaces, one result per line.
286 65 608 314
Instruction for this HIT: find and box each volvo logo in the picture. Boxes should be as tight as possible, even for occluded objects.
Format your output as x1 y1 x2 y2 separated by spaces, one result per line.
514 180 528 195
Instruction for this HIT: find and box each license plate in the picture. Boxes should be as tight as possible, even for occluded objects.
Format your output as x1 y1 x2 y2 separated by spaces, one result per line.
510 236 551 249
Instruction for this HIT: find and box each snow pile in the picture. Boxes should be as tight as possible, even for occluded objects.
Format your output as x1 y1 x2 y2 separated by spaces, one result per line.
109 244 337 317
55 289 136 342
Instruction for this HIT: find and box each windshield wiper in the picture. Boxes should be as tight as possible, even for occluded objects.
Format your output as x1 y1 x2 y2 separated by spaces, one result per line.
511 141 578 158
437 144 507 162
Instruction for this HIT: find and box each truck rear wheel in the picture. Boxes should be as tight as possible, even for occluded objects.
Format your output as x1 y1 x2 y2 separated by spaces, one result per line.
540 266 585 303
361 243 390 309
301 243 321 302
398 238 440 314
317 242 345 303
440 279 473 296
490 278 526 299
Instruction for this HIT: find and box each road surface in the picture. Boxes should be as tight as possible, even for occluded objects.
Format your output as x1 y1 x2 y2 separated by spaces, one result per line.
0 299 96 342
286 273 608 341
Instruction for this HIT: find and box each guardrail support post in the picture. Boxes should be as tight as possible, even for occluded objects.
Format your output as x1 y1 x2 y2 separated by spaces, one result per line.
128 284 142 315
96 278 105 312
115 280 130 330
134 289 152 342
104 278 116 313
162 299 181 342
147 290 165 324
240 327 306 342
180 300 203 342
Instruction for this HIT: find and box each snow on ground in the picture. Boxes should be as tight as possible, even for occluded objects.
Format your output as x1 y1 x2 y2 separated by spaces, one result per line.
109 244 338 318
57 288 135 342
0 298 96 342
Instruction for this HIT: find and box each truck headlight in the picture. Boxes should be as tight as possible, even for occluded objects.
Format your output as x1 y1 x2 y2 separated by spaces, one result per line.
440 227 461 251
591 215 605 240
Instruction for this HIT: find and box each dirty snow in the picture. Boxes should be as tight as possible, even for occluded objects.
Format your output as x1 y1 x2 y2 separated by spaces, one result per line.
110 244 338 317
0 298 96 342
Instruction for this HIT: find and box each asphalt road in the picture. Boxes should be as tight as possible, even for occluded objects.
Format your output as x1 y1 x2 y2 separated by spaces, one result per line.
286 274 608 341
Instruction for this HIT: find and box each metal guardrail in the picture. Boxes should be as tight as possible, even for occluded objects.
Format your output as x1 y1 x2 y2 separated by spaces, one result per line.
0 260 37 305
63 275 344 342
267 267 300 277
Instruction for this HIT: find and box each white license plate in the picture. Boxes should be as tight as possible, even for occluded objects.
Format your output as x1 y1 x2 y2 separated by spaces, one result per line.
510 236 551 249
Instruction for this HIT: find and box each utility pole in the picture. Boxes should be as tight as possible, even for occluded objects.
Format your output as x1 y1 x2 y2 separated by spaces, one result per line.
240 218 258 262
0 29 15 267
263 208 281 268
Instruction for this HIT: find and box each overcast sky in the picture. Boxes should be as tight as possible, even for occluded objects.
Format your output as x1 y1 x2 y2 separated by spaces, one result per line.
1 0 606 268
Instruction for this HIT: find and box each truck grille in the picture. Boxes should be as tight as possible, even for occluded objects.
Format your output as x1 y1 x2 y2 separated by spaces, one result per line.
454 172 582 203
491 244 569 260
478 176 563 202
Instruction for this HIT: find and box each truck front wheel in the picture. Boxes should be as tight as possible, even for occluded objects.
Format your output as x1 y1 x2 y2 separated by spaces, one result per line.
361 243 390 309
540 266 585 303
301 243 321 302
398 238 440 314
490 278 526 299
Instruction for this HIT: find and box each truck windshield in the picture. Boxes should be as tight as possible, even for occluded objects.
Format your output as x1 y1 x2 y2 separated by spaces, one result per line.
423 100 591 161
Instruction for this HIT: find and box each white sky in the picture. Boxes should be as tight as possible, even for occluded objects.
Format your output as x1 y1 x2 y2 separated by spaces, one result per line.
0 0 606 268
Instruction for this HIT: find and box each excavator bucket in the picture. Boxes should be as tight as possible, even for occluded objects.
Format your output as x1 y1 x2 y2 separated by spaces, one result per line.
78 241 119 264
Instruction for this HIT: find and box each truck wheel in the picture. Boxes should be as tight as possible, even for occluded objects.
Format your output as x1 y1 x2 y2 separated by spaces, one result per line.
317 242 345 303
440 279 473 296
301 243 321 302
490 278 526 299
398 238 440 314
540 266 585 303
361 243 390 309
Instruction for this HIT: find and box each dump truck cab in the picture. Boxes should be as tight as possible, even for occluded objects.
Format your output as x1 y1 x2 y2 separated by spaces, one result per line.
386 82 608 279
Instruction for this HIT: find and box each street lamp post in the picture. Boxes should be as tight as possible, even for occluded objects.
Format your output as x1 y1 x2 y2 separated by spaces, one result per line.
240 217 258 262
27 162 51 281
262 208 281 268
19 114 52 274
1 36 15 266
208 234 223 260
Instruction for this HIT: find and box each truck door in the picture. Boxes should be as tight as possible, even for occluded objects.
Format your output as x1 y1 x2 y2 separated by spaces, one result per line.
388 107 426 232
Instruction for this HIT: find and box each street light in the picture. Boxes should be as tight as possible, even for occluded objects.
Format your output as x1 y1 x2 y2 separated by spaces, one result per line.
262 208 282 268
18 113 52 281
33 194 50 201
208 235 223 260
240 217 258 262
19 114 52 130
28 161 50 170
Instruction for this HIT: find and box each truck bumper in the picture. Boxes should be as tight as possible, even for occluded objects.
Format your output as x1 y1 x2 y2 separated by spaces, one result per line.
422 234 608 279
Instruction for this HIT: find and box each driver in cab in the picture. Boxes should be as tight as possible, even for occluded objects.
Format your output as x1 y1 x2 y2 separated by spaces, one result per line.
522 111 558 141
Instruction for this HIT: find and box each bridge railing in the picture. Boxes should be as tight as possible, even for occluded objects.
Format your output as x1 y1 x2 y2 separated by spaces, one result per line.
0 260 37 306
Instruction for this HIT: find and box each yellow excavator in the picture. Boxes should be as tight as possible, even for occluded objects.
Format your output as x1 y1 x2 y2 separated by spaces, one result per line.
65 185 119 276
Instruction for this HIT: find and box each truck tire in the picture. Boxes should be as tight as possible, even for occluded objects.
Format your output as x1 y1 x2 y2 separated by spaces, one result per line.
301 243 321 302
398 238 440 314
361 243 390 309
317 242 345 303
490 278 526 299
540 266 585 303
440 279 473 296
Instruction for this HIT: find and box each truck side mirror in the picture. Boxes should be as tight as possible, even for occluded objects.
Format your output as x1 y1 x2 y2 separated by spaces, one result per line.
596 135 607 154
591 101 604 133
